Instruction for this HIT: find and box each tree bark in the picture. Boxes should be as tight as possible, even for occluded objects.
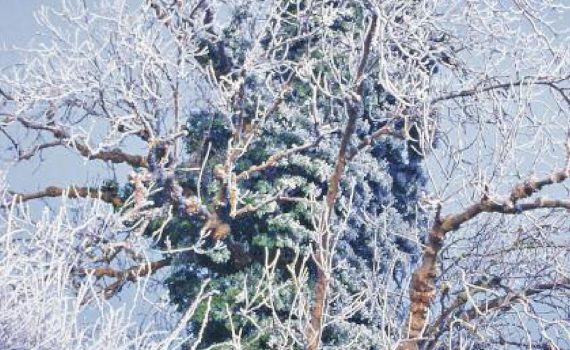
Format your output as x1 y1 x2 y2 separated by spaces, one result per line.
399 168 570 350
306 13 378 350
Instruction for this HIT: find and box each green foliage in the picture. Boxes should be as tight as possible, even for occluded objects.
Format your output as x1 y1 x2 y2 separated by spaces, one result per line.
159 1 431 348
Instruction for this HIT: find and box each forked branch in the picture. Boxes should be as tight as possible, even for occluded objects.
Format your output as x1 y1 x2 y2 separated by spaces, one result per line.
400 166 570 350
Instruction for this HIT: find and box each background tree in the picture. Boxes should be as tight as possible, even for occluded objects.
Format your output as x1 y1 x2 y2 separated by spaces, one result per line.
1 1 570 349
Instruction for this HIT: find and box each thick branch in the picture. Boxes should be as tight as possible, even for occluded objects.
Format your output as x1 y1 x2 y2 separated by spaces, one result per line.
73 145 148 168
8 186 123 207
307 13 378 350
79 258 171 300
400 169 570 350
16 117 147 168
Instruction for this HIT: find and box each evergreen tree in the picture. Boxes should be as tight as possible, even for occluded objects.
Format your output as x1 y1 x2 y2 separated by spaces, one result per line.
155 1 434 348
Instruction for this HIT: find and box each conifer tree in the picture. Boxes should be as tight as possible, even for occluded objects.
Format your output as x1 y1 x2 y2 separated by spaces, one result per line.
159 2 432 347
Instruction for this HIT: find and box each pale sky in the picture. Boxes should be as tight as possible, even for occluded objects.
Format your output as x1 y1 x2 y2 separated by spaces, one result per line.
0 1 130 195
0 0 55 63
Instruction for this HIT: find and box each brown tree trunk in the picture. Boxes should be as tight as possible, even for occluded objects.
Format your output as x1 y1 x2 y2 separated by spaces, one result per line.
399 225 445 350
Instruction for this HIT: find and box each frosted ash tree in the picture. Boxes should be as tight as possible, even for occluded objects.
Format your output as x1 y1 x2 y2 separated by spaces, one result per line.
0 172 213 349
1 1 570 350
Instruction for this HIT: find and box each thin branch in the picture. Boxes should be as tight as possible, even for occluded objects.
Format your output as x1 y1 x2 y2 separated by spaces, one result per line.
431 75 570 103
17 140 65 161
235 129 339 181
459 278 570 324
232 193 283 217
0 86 13 101
425 277 570 349
347 123 393 160
79 258 171 282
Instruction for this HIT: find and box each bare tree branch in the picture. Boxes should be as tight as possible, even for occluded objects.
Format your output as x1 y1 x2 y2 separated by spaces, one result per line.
307 12 379 350
400 166 570 350
8 186 123 207
431 75 570 104
427 276 570 350
15 117 148 168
